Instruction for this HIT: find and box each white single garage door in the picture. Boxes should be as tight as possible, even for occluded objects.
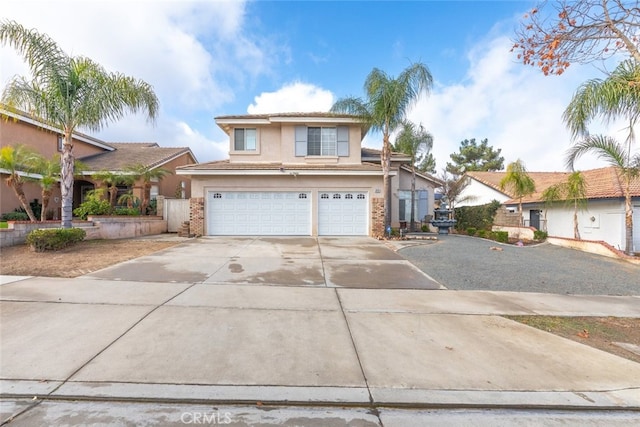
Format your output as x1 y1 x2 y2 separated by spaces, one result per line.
207 191 311 235
318 192 368 235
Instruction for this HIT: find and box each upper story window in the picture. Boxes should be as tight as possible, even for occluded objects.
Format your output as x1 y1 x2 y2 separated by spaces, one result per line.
295 125 349 157
234 128 256 151
307 127 337 156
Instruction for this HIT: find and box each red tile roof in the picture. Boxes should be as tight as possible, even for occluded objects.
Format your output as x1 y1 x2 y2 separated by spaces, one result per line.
466 167 640 203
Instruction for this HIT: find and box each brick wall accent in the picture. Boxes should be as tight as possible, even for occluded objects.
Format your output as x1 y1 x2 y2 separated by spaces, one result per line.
371 197 385 237
189 197 205 237
493 206 521 227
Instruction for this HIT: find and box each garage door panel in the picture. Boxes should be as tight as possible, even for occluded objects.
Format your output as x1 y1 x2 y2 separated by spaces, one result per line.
319 192 368 236
208 191 311 236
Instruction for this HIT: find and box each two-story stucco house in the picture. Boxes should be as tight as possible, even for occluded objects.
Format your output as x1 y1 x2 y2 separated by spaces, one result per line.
176 113 441 237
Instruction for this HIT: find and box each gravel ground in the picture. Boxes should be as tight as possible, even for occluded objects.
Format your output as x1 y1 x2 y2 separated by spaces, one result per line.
398 235 640 296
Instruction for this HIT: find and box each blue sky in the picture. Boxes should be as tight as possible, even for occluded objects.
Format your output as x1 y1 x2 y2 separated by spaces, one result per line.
0 0 622 172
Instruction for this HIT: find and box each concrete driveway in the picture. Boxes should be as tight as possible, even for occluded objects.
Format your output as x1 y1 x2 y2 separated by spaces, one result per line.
2 236 640 424
82 236 442 289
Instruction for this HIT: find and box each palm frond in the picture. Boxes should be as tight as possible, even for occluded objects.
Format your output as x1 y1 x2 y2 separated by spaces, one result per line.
565 135 628 170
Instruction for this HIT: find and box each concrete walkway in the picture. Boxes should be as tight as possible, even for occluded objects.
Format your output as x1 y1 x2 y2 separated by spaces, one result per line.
1 237 640 425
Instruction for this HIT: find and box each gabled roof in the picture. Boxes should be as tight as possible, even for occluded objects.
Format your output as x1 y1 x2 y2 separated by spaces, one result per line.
215 112 370 138
79 143 196 173
399 164 443 186
466 167 640 204
0 105 115 152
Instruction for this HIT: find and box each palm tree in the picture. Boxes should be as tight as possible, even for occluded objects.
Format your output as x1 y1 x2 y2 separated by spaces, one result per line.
331 62 433 232
124 164 171 215
393 121 434 231
541 171 588 239
563 59 640 255
32 154 61 221
0 144 39 221
499 159 536 227
93 170 127 207
0 20 159 228
566 136 639 254
563 60 640 139
117 191 139 210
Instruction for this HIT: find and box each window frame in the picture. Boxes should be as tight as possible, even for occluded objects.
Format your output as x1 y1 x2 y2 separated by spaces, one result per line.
307 126 337 156
233 128 258 152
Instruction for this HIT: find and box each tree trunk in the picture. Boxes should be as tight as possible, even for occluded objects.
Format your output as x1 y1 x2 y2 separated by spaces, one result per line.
41 188 52 221
382 129 392 234
9 178 37 221
518 199 523 227
141 182 151 215
573 199 580 240
109 184 118 207
60 131 75 228
624 183 633 255
410 165 416 232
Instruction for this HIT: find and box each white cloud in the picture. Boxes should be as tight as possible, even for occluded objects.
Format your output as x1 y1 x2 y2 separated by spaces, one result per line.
405 35 621 173
247 82 334 114
0 0 272 163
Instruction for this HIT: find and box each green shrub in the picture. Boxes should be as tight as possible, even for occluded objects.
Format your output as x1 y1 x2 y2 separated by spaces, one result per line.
491 231 509 243
1 211 29 221
421 224 428 232
534 230 548 241
26 228 86 252
466 227 477 236
29 199 42 220
454 200 501 233
114 207 141 216
73 198 112 220
477 229 487 238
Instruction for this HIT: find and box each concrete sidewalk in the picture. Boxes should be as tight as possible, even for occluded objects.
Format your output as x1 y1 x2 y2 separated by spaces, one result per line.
2 275 639 413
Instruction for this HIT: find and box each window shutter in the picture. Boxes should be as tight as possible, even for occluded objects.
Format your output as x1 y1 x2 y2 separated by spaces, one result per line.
295 126 307 156
234 129 244 151
337 126 349 156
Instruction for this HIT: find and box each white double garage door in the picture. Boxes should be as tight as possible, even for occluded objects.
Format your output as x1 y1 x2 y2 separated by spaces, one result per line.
207 191 368 236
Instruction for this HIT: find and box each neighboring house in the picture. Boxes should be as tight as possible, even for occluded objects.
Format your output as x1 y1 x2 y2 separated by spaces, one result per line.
0 107 196 218
176 113 441 237
462 168 640 253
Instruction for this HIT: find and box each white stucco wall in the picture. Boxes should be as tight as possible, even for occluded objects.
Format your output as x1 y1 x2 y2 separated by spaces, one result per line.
544 199 627 252
457 178 509 207
190 174 383 236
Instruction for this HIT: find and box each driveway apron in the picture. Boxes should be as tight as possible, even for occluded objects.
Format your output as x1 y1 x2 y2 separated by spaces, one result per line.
82 236 442 289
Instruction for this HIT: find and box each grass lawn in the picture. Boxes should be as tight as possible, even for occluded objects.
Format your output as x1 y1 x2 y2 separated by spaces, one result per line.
0 221 7 229
506 315 640 364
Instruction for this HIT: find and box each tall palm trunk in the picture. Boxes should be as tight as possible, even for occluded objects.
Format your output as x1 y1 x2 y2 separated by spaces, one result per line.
624 175 633 255
410 165 417 232
518 198 523 227
60 132 74 228
7 178 37 221
382 125 392 233
573 199 580 240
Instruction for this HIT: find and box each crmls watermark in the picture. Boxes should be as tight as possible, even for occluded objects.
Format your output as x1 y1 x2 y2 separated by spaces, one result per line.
180 411 232 424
